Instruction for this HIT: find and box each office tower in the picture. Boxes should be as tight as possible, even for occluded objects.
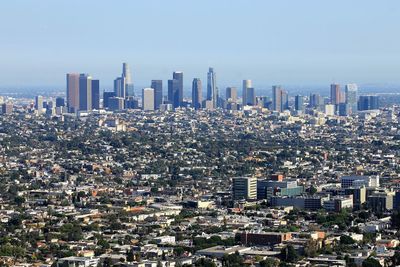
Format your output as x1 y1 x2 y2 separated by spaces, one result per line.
256 96 269 108
325 104 336 116
226 87 237 103
345 83 358 113
192 78 202 110
1 103 13 114
207 67 218 108
330 83 341 105
168 79 177 107
151 80 163 110
370 96 380 110
66 73 80 113
272 86 282 112
173 71 183 107
114 76 126 99
245 87 256 106
55 97 65 107
103 92 116 109
78 74 92 111
142 88 155 111
309 93 323 109
295 95 304 111
122 63 134 96
91 79 100 110
242 80 252 105
232 177 257 200
272 86 288 112
338 103 350 116
125 97 139 109
108 97 125 111
358 95 380 111
35 95 43 112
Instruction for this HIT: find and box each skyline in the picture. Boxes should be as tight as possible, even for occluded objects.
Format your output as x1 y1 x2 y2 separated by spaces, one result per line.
1 0 400 88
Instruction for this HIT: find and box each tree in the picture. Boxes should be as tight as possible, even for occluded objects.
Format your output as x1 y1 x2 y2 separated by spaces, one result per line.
281 245 299 263
260 257 279 267
392 251 400 266
362 257 381 267
340 235 355 245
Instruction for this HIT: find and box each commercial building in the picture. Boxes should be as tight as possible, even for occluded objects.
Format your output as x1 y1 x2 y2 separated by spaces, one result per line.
341 176 379 189
232 177 257 200
151 80 163 110
207 68 218 108
66 73 80 112
192 78 202 110
78 74 92 111
241 231 292 246
142 88 155 111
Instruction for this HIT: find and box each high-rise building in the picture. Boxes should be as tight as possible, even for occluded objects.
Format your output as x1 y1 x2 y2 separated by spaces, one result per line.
272 86 288 112
142 88 155 111
358 95 380 111
245 87 256 106
35 95 43 112
330 83 341 105
168 79 179 108
66 73 80 113
309 93 323 109
207 68 218 108
242 80 252 106
103 91 116 109
91 79 100 110
192 78 202 110
345 83 358 113
295 95 304 111
122 63 134 96
114 76 126 99
173 71 183 107
226 87 238 103
56 97 65 107
79 74 92 111
1 103 13 114
232 177 257 200
338 103 350 116
108 97 125 111
151 80 163 110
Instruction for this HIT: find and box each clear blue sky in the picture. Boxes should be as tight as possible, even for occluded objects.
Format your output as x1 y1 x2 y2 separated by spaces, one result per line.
1 0 400 90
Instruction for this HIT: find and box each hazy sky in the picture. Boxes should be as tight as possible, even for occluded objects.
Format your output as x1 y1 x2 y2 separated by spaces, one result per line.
1 0 400 90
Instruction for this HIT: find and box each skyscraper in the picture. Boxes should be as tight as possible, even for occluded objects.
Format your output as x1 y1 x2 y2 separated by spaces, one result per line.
142 88 155 111
309 93 323 109
168 79 178 108
330 83 341 105
114 76 126 99
35 95 43 111
103 91 116 109
122 63 134 96
78 74 92 111
226 87 237 103
245 87 256 106
358 95 380 111
173 71 183 107
192 78 202 110
242 80 252 106
55 97 65 107
272 86 288 112
345 83 358 113
91 79 100 110
295 95 304 111
207 68 218 108
66 73 80 113
151 80 163 110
